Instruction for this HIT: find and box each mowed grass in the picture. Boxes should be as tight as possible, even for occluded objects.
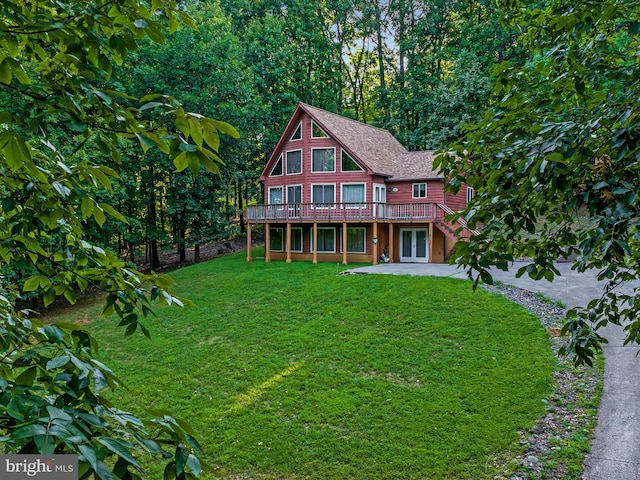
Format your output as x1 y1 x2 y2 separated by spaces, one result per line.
50 249 555 479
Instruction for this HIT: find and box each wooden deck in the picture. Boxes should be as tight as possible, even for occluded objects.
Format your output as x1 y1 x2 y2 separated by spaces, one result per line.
246 202 437 223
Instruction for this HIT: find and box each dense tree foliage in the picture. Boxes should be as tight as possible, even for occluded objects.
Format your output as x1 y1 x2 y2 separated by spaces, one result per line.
5 0 512 272
0 0 238 478
105 1 254 267
11 0 619 473
437 0 640 364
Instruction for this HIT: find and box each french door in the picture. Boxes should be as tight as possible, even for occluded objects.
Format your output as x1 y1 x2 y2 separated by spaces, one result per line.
373 184 386 218
400 228 429 263
287 185 302 218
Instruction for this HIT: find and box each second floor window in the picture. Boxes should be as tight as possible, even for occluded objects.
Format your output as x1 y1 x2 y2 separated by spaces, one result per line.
270 155 283 176
342 184 365 205
312 184 335 205
311 121 328 138
269 186 283 204
286 150 302 174
312 148 335 172
290 122 302 141
467 186 475 203
341 150 363 171
412 183 427 198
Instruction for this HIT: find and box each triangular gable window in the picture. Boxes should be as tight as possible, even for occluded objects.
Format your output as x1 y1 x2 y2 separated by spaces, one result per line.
270 154 283 176
341 150 364 172
290 122 302 141
311 120 328 138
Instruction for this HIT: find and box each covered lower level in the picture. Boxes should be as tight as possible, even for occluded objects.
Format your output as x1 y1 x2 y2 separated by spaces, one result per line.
245 221 456 265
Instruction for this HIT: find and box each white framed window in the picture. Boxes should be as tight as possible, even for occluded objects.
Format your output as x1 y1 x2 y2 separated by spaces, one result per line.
341 150 363 172
312 147 335 172
466 186 475 203
287 184 302 204
373 183 386 203
286 150 302 175
412 183 427 198
311 227 336 253
270 154 283 176
269 227 284 251
341 183 365 206
311 184 335 206
268 186 283 205
290 227 303 253
290 122 302 141
311 120 328 138
346 227 366 253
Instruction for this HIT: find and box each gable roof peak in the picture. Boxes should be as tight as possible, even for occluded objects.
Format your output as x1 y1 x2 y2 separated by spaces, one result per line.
261 103 441 180
297 103 409 177
298 103 395 136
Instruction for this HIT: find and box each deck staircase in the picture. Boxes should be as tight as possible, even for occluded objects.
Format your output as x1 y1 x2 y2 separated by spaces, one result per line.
435 204 480 241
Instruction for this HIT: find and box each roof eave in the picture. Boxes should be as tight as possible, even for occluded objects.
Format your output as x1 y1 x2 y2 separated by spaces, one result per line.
385 176 445 183
260 104 305 177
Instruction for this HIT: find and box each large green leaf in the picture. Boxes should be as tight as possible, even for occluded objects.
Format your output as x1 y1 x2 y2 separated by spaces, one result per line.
11 424 48 439
15 367 37 386
97 438 141 468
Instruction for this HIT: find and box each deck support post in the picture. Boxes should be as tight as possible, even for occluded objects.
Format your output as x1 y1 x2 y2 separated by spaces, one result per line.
312 222 318 264
265 222 271 262
429 222 434 263
372 222 379 265
388 223 394 263
342 222 348 265
286 223 292 263
246 223 252 262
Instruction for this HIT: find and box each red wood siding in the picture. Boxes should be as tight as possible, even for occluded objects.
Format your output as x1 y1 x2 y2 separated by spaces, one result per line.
263 112 375 204
261 111 467 209
443 182 468 211
385 179 446 204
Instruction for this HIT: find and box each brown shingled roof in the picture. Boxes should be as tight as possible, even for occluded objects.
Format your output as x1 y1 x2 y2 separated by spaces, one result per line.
389 150 441 181
299 103 440 180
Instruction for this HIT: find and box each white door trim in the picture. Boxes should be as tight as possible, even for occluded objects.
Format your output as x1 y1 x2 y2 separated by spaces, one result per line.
400 228 429 263
373 183 386 218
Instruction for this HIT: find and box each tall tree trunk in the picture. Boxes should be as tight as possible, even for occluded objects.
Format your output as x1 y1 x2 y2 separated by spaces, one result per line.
396 0 406 90
176 212 186 264
147 161 160 270
225 184 230 222
359 77 367 123
194 216 200 263
374 0 390 124
234 181 238 218
238 179 245 234
178 234 186 263
336 19 345 110
127 203 135 263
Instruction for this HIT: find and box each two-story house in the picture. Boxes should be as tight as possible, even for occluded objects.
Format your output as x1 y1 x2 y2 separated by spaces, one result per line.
245 103 476 265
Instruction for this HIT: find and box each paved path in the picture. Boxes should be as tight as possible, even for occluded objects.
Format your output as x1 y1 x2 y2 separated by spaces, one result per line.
347 262 640 480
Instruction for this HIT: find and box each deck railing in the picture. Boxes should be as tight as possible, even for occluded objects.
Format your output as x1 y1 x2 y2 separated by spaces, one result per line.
246 202 437 222
435 203 481 238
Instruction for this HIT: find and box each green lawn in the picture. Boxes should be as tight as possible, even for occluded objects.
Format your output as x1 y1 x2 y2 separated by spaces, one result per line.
51 249 555 479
